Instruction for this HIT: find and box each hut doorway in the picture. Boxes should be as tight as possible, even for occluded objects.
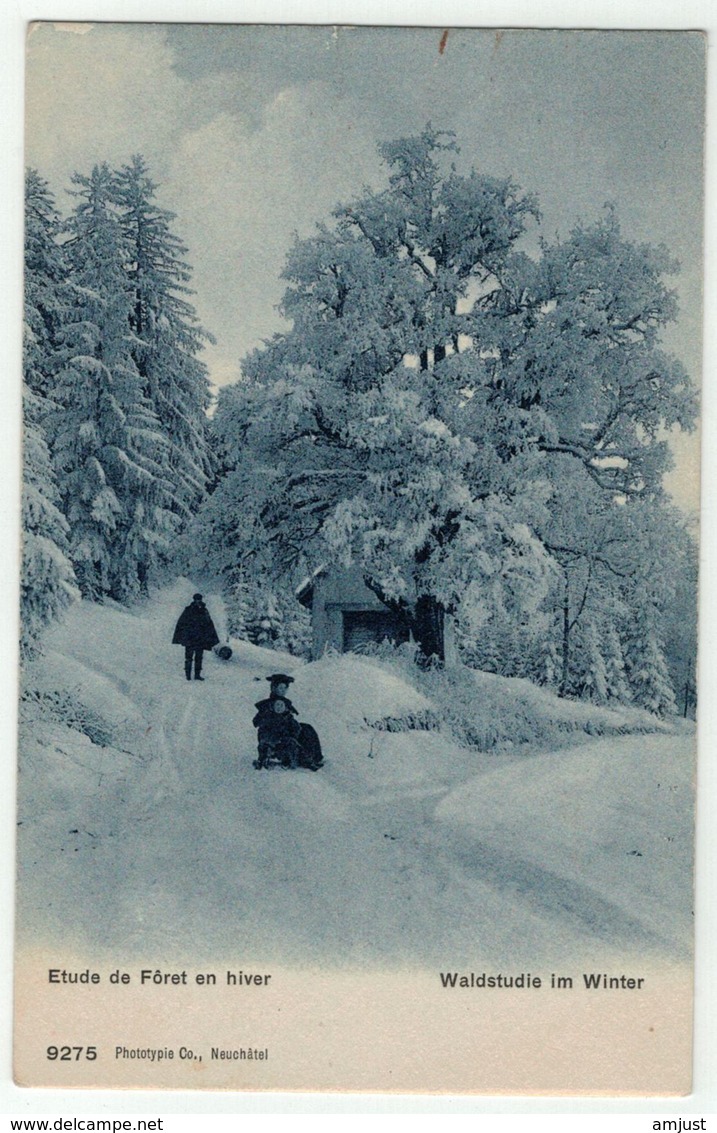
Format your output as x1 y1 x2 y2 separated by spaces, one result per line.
341 609 410 653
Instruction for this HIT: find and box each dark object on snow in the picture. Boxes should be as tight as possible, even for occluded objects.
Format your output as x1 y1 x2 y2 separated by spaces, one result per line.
172 595 219 680
252 695 301 768
184 647 205 680
252 685 324 771
296 722 323 769
215 644 233 661
172 595 220 649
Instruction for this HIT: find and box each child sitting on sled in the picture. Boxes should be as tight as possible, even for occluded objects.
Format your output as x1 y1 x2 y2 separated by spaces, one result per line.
252 674 323 771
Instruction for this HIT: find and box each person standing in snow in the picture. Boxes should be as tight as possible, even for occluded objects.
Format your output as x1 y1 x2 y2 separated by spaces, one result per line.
172 593 219 681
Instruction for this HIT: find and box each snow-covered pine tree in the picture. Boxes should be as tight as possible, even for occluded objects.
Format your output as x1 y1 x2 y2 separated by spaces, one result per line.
457 604 552 681
615 501 685 715
112 155 214 522
21 171 78 655
21 387 79 655
602 622 632 704
258 584 311 657
524 467 631 700
246 590 282 648
568 615 609 703
24 170 70 399
661 527 698 716
224 568 253 641
623 600 677 715
237 581 309 656
51 164 174 600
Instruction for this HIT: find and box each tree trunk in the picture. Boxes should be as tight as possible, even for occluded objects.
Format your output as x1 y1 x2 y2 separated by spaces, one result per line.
560 573 570 695
683 657 693 718
411 593 445 667
362 574 445 666
137 560 149 594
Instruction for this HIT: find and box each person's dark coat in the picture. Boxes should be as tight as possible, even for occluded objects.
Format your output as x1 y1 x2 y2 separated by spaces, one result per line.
253 696 300 738
253 696 323 770
296 722 323 768
172 601 220 651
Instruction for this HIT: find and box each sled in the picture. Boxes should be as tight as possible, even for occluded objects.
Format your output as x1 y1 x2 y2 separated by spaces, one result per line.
252 725 323 772
253 736 299 771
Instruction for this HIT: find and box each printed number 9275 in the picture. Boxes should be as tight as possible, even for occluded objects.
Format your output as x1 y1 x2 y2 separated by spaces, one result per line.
47 1046 97 1061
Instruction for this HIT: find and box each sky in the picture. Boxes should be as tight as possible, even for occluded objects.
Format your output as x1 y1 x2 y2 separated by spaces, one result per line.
25 23 705 506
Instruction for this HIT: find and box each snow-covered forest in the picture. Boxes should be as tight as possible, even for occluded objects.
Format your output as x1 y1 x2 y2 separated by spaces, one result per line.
190 129 696 712
22 158 213 646
19 130 698 961
23 131 697 707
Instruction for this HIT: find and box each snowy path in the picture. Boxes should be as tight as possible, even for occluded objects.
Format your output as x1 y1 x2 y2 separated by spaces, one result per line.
17 582 695 967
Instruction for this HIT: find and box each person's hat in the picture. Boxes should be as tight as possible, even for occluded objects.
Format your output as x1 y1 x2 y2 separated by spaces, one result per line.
266 673 294 685
193 593 203 601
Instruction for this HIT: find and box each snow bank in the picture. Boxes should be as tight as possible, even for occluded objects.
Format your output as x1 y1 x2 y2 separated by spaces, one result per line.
280 652 485 793
297 652 431 724
361 654 671 757
467 668 671 734
436 731 694 956
225 636 302 677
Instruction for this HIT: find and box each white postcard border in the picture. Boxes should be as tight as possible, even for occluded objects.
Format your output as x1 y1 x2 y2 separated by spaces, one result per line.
2 0 715 1117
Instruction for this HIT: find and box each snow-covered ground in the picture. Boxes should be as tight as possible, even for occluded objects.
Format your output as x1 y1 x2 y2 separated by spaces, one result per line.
16 580 695 967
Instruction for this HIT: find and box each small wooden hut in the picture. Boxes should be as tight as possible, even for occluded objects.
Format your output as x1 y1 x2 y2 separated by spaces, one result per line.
296 565 411 660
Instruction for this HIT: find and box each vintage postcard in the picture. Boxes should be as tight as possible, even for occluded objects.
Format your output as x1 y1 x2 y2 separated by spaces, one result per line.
14 23 703 1093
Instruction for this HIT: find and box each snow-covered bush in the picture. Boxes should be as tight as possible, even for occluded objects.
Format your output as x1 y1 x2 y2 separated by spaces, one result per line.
356 647 667 754
20 684 115 748
224 573 311 658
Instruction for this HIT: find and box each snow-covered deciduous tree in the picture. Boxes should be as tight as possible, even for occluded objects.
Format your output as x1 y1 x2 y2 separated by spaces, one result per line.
486 206 695 497
21 171 78 655
112 155 214 520
190 127 696 688
50 164 174 600
199 128 557 662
